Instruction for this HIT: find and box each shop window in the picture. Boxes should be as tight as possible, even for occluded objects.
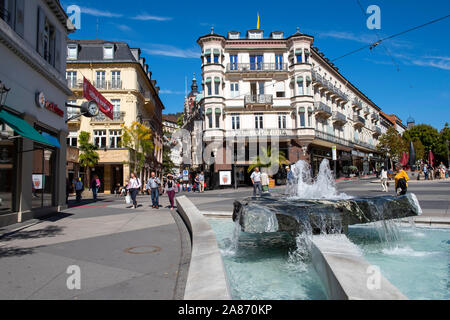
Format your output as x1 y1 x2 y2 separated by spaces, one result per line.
32 145 56 209
0 122 16 214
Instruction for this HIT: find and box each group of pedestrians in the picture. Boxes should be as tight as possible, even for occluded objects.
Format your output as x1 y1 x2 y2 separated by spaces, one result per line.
421 162 448 180
67 175 101 203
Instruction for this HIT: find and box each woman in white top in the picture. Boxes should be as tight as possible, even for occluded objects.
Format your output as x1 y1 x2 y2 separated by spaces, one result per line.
380 167 388 192
127 172 141 208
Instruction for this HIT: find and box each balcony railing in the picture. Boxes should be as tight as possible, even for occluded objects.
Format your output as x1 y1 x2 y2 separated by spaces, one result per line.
94 81 107 89
67 80 83 89
91 111 125 122
108 80 123 89
227 63 288 72
315 130 354 148
353 114 365 127
373 126 382 136
332 111 347 125
244 94 273 105
314 102 332 118
363 106 371 115
354 139 376 150
311 70 349 101
371 113 380 121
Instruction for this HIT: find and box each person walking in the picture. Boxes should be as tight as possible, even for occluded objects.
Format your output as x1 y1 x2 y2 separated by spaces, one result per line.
199 172 205 193
380 166 388 192
423 163 429 180
251 167 262 197
90 175 100 201
127 172 141 209
146 171 161 209
193 174 200 192
75 177 83 202
439 162 446 180
261 169 270 194
165 174 177 210
395 165 409 196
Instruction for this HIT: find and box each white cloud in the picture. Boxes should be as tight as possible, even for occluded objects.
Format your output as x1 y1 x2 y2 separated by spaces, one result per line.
142 45 199 59
80 6 123 18
317 31 373 44
132 14 172 21
117 24 132 32
159 90 185 95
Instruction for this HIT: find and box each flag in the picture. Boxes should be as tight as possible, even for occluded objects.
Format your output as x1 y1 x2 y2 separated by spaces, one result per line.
83 77 113 120
257 13 260 29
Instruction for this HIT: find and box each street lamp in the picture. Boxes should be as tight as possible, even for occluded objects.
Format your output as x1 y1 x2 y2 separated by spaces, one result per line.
0 80 11 111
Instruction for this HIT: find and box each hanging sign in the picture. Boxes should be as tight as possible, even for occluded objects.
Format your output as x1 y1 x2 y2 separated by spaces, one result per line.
83 77 113 119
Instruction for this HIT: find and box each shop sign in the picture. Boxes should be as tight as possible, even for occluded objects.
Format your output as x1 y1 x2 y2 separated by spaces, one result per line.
32 174 44 190
332 146 337 161
35 92 64 117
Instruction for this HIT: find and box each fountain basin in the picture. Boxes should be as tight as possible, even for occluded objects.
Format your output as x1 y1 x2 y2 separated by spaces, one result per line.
233 194 422 234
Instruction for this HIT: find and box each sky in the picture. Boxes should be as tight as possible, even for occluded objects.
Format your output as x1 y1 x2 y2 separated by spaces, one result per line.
61 0 450 130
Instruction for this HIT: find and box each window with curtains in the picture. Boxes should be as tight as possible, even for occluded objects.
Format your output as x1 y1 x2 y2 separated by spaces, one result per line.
96 71 106 89
66 71 77 88
308 111 312 127
111 71 121 88
214 53 219 64
230 82 239 98
207 83 212 96
230 55 237 70
275 54 283 70
231 115 240 130
208 113 213 128
214 79 220 95
278 115 287 129
297 80 304 95
109 130 122 148
215 112 220 128
255 114 263 129
306 81 311 95
67 44 78 59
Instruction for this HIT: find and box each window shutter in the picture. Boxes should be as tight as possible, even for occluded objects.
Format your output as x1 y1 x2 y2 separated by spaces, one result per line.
54 29 62 71
15 0 25 38
36 6 46 57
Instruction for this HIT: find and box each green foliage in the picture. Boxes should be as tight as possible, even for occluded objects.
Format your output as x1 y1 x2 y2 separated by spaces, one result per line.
377 126 407 162
248 147 289 173
78 131 99 169
120 121 154 174
162 144 175 174
177 115 184 127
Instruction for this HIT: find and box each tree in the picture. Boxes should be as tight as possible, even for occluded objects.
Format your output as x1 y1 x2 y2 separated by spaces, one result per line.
120 121 154 180
402 124 440 153
377 126 407 164
78 131 99 186
248 147 289 174
177 115 184 127
436 122 450 165
162 144 175 174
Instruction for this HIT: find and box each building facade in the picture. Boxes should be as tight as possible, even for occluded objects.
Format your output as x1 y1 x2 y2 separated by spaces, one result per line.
0 0 74 226
66 40 164 193
162 114 182 175
197 28 384 186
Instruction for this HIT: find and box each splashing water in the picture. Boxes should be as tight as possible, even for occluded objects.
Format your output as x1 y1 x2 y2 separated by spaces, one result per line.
287 159 351 200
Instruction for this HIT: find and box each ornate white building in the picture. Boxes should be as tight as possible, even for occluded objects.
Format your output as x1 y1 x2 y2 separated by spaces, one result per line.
196 28 384 186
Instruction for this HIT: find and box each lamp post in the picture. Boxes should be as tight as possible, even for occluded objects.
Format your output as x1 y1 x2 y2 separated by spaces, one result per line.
0 80 11 111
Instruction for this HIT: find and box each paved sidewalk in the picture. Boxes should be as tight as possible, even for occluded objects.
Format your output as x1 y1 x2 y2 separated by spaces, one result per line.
0 195 190 300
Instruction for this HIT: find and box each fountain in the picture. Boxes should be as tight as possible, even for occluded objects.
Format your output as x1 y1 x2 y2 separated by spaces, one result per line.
233 159 422 235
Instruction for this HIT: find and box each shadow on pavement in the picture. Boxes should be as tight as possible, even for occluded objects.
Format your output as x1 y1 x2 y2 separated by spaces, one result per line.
0 246 37 258
0 225 65 242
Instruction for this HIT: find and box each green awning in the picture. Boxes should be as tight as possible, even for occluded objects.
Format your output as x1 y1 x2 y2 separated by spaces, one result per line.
304 49 310 55
295 49 302 55
306 75 311 82
215 108 221 114
308 107 313 112
297 76 303 83
214 77 221 83
298 107 305 112
205 78 212 83
205 108 212 115
213 49 220 55
0 109 54 146
204 49 211 55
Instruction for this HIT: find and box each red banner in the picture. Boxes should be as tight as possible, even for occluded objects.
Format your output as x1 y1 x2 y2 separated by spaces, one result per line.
83 77 113 119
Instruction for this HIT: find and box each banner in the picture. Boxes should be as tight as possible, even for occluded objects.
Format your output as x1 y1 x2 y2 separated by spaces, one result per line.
83 77 113 119
219 171 232 186
32 174 43 190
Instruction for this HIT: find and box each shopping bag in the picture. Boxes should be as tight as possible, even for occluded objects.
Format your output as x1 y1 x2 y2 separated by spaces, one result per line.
125 194 131 204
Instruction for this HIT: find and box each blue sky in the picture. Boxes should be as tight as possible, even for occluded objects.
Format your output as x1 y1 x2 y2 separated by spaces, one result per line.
61 0 450 130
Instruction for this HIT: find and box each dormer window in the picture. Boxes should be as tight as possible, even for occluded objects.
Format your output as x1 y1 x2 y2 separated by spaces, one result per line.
270 31 284 39
228 31 240 39
103 44 114 59
247 30 263 39
67 44 78 60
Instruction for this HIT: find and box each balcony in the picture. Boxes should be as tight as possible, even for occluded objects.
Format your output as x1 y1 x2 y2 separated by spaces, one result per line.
91 111 125 123
227 63 288 73
332 111 347 125
371 113 380 121
311 71 349 101
363 106 371 115
354 139 376 150
108 80 123 89
372 126 382 137
315 130 354 148
353 99 363 110
314 102 332 119
67 80 83 89
244 94 273 106
353 114 365 128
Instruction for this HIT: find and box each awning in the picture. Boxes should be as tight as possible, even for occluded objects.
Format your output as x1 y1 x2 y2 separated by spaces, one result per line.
297 76 303 83
0 109 55 146
304 49 310 55
295 49 302 55
306 75 311 82
41 132 61 148
213 49 220 55
204 49 211 55
215 108 221 114
205 77 212 83
298 107 305 112
205 108 212 115
308 107 313 112
214 77 221 83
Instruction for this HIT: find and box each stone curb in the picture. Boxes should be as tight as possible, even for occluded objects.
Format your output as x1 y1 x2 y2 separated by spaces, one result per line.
176 196 232 300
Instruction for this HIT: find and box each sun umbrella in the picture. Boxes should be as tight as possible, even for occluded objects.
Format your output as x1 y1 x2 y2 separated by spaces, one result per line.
400 152 408 166
428 150 435 167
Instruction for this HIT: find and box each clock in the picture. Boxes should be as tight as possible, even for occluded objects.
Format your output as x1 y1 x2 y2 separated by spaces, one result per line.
82 100 99 117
